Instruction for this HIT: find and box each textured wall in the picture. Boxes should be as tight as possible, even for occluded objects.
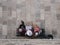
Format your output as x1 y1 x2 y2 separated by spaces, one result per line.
0 0 60 39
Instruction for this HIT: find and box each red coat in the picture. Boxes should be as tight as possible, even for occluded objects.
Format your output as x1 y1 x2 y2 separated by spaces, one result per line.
34 26 40 32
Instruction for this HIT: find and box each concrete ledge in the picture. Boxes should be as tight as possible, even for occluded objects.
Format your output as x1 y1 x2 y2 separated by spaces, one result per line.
0 39 60 45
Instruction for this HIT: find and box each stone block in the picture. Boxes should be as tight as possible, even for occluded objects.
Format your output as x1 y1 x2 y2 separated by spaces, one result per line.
56 14 60 20
44 6 51 11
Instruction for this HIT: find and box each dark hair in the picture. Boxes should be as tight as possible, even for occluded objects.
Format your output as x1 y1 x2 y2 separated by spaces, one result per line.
21 20 24 24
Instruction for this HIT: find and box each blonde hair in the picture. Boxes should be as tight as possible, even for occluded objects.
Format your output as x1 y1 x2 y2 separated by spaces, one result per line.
26 21 33 26
32 23 38 28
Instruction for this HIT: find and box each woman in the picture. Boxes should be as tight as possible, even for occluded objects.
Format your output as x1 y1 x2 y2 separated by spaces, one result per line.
25 22 33 37
16 20 26 36
33 24 40 37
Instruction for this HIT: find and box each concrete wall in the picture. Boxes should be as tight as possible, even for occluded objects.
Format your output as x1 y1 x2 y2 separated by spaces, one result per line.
0 0 60 39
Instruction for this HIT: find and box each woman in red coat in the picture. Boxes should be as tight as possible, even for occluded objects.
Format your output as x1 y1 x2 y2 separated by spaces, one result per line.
33 24 40 37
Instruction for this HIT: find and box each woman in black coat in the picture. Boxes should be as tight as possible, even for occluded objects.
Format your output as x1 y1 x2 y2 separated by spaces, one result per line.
16 20 26 36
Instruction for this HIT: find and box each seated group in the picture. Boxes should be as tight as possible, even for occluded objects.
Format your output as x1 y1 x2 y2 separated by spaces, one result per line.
16 20 42 37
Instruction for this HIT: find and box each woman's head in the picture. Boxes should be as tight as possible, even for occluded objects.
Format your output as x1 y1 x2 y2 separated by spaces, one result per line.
26 21 33 26
33 24 38 28
21 20 24 24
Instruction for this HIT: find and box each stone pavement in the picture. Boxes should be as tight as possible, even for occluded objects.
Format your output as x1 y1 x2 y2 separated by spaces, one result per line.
0 39 60 45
